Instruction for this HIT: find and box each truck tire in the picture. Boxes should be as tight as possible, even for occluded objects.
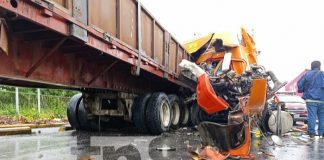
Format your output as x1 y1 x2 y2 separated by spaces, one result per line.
179 102 190 127
190 103 200 126
67 93 82 129
132 94 151 133
168 95 181 130
146 92 172 135
77 99 92 131
190 102 205 126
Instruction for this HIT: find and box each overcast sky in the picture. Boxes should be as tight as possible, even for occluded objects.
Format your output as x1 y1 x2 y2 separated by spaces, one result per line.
140 0 324 82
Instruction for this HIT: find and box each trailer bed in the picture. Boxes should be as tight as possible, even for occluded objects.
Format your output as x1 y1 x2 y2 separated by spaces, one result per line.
0 0 194 93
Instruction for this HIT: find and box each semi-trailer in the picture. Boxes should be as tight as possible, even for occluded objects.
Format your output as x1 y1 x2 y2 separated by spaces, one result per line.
0 0 195 134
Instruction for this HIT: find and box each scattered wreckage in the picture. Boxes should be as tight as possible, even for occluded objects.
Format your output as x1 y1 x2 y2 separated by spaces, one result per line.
180 28 292 159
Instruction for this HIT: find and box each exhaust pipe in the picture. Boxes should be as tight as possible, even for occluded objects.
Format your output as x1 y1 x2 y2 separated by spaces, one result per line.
267 71 287 98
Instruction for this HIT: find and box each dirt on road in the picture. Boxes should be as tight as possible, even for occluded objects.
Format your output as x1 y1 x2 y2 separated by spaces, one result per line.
0 116 68 125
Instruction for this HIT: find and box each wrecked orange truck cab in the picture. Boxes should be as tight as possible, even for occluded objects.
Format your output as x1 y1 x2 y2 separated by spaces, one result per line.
197 77 267 158
182 28 281 158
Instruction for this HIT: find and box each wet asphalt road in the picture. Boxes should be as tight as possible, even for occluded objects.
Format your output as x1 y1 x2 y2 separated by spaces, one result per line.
0 127 201 160
0 127 323 160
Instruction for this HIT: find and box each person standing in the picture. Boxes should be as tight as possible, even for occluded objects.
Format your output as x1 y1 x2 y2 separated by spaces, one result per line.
297 61 324 138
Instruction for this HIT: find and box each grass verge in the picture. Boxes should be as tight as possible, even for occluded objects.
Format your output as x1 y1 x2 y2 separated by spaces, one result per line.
0 104 66 123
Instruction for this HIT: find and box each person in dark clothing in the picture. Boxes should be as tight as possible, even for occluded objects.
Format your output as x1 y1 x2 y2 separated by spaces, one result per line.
297 60 324 138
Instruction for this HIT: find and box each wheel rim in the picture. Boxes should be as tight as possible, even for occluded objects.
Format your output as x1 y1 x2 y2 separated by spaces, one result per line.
182 106 189 125
171 103 180 125
160 100 171 127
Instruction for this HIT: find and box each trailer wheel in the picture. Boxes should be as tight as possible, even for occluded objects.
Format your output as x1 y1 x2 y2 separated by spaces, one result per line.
67 93 82 129
190 102 205 126
168 95 181 130
146 92 172 134
132 94 151 133
190 103 199 126
77 100 92 131
179 101 190 127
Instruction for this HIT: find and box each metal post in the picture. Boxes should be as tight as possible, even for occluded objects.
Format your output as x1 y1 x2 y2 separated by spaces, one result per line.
136 1 142 76
37 88 41 113
15 87 19 115
276 104 282 136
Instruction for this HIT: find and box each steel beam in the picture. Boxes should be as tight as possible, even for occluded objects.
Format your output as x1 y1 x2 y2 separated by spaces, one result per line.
25 38 67 77
135 1 142 76
164 32 170 78
88 61 119 86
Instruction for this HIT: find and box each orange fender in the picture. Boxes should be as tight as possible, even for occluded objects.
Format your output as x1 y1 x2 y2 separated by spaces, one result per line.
197 74 229 114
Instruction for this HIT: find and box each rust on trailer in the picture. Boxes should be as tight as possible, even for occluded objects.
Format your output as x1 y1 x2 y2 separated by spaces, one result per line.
141 10 153 58
25 38 68 78
88 0 117 37
154 24 164 65
0 0 194 93
50 0 72 14
87 61 119 86
169 38 177 74
177 48 184 74
51 0 70 9
120 0 137 49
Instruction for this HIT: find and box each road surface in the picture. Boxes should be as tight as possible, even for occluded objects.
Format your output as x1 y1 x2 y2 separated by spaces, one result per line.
0 127 323 160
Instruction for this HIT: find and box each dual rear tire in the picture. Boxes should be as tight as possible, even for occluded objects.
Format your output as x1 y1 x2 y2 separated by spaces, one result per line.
67 92 190 134
67 94 98 131
169 95 190 129
146 92 172 134
133 93 190 135
132 94 151 133
190 102 205 126
169 95 181 130
67 94 82 129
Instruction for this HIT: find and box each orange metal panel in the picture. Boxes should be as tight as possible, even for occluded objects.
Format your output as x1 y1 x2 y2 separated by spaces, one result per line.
223 122 252 158
120 0 137 49
169 39 177 73
88 0 117 37
197 73 229 114
141 10 153 58
243 79 267 116
154 24 164 64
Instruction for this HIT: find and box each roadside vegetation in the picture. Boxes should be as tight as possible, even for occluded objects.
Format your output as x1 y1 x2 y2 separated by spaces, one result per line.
0 85 79 123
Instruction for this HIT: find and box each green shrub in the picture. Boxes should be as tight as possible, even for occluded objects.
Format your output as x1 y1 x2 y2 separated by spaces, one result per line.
0 85 79 122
